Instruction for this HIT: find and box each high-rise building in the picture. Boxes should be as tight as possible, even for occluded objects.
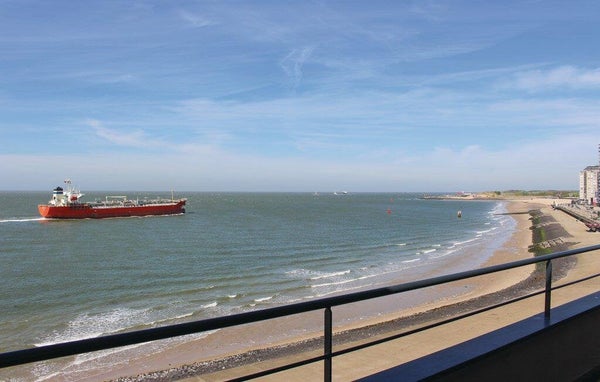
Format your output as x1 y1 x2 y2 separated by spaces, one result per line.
580 165 600 205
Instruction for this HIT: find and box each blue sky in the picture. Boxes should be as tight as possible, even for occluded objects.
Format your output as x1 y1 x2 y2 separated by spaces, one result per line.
1 1 599 191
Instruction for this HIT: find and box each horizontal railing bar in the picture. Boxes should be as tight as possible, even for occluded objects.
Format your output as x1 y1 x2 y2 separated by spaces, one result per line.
2 244 600 368
328 272 600 375
330 286 555 360
238 288 551 380
236 271 600 381
228 353 330 382
548 272 600 292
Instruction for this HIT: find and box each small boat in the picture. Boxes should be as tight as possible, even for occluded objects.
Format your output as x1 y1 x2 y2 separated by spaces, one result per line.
38 180 186 219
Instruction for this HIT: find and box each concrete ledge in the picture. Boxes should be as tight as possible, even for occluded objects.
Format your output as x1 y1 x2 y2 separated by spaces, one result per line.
359 292 600 382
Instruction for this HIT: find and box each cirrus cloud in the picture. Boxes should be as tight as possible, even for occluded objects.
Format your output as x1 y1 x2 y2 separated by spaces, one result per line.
510 66 600 92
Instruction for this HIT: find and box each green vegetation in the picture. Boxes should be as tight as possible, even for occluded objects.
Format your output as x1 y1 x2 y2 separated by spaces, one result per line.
486 190 578 199
528 211 557 271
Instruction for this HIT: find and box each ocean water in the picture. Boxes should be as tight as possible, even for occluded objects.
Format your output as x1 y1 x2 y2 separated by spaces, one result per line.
0 191 515 380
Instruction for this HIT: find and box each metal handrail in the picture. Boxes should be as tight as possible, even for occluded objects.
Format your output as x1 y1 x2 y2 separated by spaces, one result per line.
2 244 600 380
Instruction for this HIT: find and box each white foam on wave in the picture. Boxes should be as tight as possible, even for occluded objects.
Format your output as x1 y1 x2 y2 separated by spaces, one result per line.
313 283 373 298
71 343 147 367
31 305 216 380
33 363 61 381
286 268 352 281
311 274 372 289
401 258 421 264
33 304 198 349
201 302 218 308
254 296 273 303
416 248 437 255
151 311 194 325
0 217 45 223
34 307 151 347
285 268 309 277
67 332 215 377
449 237 479 248
310 270 351 280
280 201 515 307
428 248 458 259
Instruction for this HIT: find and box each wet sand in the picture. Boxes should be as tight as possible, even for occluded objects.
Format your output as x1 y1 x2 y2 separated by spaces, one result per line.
86 197 597 382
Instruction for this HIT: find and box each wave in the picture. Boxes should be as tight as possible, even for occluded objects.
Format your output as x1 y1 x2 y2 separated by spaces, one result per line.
449 237 479 248
350 242 409 252
155 312 194 323
401 258 421 264
416 248 437 255
254 296 273 303
166 285 215 297
9 194 517 378
54 331 215 381
428 248 458 259
286 268 351 280
313 283 375 298
34 308 150 347
0 217 45 223
310 270 351 280
33 306 196 348
476 227 497 235
311 274 372 289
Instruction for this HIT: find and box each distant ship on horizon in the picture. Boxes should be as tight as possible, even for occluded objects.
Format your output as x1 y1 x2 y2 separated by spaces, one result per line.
38 180 186 219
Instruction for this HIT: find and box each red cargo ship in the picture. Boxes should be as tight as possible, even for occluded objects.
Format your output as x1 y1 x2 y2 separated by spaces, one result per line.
38 180 186 219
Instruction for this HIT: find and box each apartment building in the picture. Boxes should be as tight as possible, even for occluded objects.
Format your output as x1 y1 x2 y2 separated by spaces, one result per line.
580 165 600 204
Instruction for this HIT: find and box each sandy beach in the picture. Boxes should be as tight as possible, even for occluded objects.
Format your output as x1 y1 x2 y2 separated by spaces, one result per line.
27 198 600 381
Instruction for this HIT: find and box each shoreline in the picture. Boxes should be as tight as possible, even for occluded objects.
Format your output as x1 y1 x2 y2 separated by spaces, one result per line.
15 197 590 382
99 198 576 382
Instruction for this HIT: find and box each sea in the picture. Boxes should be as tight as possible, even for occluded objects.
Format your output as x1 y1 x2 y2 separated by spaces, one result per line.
0 191 515 381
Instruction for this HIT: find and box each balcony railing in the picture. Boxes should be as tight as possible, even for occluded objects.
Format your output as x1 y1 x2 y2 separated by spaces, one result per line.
2 244 600 381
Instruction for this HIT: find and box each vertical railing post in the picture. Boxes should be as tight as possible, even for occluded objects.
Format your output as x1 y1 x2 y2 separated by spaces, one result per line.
544 260 553 319
324 306 332 382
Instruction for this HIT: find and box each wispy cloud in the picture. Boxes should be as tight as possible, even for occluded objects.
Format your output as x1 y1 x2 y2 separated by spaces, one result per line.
509 66 600 92
3 130 594 191
280 46 315 90
87 119 158 149
177 9 215 28
3 1 600 191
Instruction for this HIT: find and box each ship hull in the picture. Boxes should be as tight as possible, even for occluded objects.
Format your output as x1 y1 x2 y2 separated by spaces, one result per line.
38 200 186 219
